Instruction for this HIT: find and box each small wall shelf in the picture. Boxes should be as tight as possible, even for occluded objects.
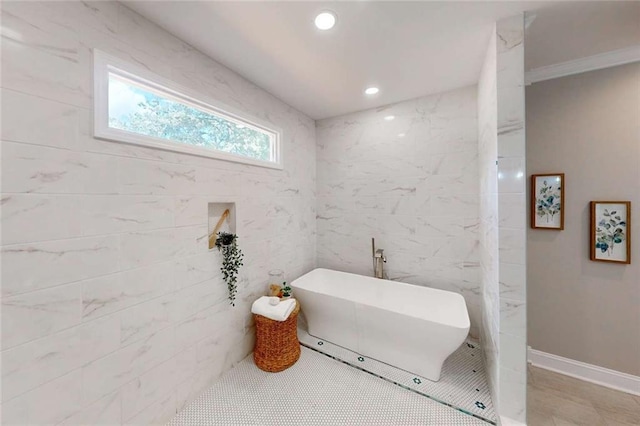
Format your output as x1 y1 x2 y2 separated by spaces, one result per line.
208 202 236 250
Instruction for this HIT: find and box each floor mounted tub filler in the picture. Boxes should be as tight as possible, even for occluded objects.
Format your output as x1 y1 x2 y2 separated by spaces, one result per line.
291 268 470 381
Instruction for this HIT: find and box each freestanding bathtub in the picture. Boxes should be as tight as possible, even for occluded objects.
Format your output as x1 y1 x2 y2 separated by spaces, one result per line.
291 268 470 381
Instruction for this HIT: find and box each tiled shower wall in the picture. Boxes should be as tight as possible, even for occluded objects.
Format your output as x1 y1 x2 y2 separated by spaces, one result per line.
477 14 528 425
477 26 500 414
495 15 527 424
316 87 481 337
0 2 316 424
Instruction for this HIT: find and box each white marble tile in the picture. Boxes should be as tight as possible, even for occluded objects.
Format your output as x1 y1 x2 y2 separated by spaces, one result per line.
79 195 174 236
1 369 83 426
496 14 527 424
81 261 175 321
118 228 179 270
124 390 176 425
0 90 80 151
117 157 197 196
172 279 228 323
1 194 82 245
2 314 120 401
121 348 197 420
499 366 527 422
1 235 120 297
498 157 526 194
499 263 527 301
416 216 465 239
117 3 198 73
429 194 479 218
1 283 82 349
174 303 234 350
499 229 526 265
498 126 526 158
499 193 526 229
1 8 92 109
175 196 209 227
58 390 121 426
174 253 221 289
500 299 527 337
82 327 176 403
120 293 175 345
0 141 120 195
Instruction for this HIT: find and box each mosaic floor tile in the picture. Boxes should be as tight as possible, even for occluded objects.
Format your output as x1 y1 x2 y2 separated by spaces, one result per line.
167 346 488 426
298 327 497 424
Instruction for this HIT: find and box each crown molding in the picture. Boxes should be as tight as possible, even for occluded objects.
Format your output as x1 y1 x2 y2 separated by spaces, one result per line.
526 45 640 85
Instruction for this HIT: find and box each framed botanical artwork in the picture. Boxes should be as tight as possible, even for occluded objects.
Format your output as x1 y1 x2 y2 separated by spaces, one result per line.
590 201 631 264
531 173 564 230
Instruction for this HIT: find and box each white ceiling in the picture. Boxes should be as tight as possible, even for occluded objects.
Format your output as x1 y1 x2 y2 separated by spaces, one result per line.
125 1 639 120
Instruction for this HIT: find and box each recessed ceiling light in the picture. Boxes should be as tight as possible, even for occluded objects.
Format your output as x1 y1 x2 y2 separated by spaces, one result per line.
384 115 395 121
398 133 406 137
365 87 379 95
315 11 336 30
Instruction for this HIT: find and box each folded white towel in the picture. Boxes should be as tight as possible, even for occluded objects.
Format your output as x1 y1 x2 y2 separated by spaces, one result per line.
251 296 296 321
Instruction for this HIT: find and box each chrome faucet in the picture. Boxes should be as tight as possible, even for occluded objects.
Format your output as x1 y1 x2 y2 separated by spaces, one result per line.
371 238 387 279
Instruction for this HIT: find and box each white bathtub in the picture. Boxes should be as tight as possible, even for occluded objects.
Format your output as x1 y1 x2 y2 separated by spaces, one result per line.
291 268 470 381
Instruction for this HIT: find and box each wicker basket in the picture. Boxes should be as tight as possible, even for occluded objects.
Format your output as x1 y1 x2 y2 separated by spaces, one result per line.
253 301 301 372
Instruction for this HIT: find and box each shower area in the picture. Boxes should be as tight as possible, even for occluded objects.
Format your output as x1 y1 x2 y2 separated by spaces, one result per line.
1 2 528 425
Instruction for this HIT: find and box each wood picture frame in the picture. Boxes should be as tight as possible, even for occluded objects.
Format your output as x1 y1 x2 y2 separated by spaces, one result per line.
590 201 631 264
531 173 565 230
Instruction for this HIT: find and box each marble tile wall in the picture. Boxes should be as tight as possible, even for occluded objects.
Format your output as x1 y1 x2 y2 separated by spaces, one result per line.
477 25 500 416
316 86 481 337
496 14 527 425
0 1 316 424
477 14 528 425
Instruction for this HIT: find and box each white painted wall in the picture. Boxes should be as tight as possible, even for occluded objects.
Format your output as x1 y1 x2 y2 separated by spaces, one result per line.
316 86 481 337
0 2 316 424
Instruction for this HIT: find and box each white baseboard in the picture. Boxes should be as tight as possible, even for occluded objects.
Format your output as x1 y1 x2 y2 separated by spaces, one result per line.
528 348 640 396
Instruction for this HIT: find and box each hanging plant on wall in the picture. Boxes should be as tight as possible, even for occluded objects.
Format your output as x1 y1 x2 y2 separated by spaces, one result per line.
215 232 244 306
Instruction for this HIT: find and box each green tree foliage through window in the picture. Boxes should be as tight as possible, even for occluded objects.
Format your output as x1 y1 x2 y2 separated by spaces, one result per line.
108 75 273 161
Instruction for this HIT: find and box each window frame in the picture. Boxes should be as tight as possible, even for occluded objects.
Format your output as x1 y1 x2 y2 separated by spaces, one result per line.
93 49 283 169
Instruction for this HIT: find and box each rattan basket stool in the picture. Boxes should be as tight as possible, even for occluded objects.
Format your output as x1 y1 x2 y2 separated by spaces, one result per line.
253 301 301 372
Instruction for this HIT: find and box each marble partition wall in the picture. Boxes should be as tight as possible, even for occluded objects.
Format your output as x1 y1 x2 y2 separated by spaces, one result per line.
478 14 527 425
316 86 481 337
0 2 316 424
477 26 500 417
496 14 527 425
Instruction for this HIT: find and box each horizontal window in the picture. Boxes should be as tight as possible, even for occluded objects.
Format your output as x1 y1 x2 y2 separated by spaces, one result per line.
93 50 282 168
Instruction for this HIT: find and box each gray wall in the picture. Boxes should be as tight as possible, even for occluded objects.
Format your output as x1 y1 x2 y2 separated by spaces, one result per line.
526 63 640 376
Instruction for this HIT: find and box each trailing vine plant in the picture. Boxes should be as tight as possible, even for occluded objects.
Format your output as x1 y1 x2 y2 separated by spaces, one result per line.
215 232 244 306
